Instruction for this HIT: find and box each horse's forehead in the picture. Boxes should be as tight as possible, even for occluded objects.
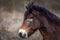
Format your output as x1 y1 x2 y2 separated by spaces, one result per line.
24 10 38 19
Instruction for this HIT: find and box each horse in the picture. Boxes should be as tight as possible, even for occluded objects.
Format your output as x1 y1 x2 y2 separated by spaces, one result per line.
18 5 60 40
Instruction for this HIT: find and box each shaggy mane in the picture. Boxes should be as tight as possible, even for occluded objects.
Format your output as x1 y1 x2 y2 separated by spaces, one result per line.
26 5 60 25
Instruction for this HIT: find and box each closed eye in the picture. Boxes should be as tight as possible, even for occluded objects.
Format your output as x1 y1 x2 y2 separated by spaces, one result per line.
26 19 33 22
25 19 34 27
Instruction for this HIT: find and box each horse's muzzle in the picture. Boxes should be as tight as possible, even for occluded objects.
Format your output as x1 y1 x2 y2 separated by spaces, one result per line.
18 29 28 38
19 32 26 38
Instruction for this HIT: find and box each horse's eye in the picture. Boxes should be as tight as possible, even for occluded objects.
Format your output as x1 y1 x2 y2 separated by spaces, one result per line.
26 19 33 22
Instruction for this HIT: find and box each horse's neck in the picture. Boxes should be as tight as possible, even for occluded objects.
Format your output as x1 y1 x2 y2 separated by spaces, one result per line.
39 12 60 40
45 12 60 26
33 8 60 25
32 5 60 22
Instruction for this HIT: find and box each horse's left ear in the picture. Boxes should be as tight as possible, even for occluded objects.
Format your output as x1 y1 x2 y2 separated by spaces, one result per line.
26 0 35 9
26 6 28 9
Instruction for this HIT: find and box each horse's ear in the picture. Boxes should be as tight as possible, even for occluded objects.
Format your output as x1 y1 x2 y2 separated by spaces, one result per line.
27 0 35 8
28 0 34 6
26 6 28 9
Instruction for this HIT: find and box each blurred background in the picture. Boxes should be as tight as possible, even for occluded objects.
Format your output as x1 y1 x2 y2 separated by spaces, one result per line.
0 0 60 40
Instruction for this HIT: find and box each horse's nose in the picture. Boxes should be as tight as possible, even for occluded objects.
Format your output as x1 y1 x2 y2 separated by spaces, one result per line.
19 32 26 38
18 29 28 38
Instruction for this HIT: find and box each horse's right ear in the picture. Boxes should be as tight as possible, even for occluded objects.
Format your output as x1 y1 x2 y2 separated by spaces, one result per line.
28 0 34 6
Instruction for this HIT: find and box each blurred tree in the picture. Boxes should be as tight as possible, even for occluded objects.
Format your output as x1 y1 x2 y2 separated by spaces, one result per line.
0 0 60 11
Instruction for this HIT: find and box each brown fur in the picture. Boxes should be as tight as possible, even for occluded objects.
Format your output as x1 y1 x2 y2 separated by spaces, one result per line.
19 5 60 40
32 10 60 40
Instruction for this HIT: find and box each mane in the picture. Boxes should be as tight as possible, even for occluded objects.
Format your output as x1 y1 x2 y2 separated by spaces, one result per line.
26 5 60 25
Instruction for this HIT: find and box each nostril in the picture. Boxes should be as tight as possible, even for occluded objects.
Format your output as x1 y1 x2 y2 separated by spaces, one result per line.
24 33 26 37
20 32 22 35
19 32 22 37
19 32 27 38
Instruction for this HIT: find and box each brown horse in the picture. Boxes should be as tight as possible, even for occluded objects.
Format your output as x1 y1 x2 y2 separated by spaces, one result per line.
18 5 60 40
